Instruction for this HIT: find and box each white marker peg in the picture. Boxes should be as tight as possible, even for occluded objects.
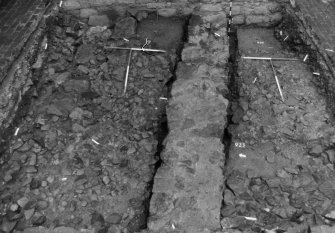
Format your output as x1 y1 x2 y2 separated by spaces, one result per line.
159 97 168 100
325 49 334 52
303 54 308 62
59 0 62 7
214 33 221 37
280 30 283 36
239 153 247 158
171 224 175 229
14 128 20 136
252 77 257 83
91 138 100 145
313 72 320 76
123 38 129 42
45 43 48 50
283 35 289 41
61 177 67 181
244 216 257 221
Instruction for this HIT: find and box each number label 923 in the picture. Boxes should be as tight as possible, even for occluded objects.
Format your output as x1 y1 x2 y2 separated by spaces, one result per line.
235 142 246 148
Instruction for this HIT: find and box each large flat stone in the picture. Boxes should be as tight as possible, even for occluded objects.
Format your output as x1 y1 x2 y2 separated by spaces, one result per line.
157 8 177 17
23 227 85 233
75 44 95 64
311 225 335 233
80 8 98 18
63 0 81 10
88 15 110 26
113 17 137 37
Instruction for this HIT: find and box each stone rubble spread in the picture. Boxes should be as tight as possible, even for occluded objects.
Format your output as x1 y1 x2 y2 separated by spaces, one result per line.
1 0 335 233
0 12 184 233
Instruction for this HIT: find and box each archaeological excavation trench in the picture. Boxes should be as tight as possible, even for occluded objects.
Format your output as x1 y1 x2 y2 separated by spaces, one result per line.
1 1 335 233
222 24 335 232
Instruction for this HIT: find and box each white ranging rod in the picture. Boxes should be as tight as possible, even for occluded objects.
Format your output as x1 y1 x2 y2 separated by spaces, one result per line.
106 46 167 95
269 59 285 102
124 49 133 95
242 56 299 61
105 46 166 53
241 56 299 102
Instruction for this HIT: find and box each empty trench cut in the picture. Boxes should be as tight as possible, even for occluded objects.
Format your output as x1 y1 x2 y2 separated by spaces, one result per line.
0 11 189 233
221 15 335 233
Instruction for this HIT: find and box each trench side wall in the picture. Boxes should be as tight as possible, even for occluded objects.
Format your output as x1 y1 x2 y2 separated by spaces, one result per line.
62 0 283 27
283 4 335 114
0 2 55 136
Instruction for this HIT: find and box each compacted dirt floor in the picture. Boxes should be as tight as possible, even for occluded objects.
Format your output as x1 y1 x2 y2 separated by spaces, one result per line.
221 28 335 233
0 13 185 233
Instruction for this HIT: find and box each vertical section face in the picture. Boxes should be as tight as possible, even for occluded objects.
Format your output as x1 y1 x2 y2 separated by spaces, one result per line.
137 16 185 52
148 12 229 233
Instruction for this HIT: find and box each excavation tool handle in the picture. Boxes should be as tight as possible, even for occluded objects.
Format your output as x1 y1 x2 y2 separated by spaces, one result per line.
105 46 166 53
242 56 299 61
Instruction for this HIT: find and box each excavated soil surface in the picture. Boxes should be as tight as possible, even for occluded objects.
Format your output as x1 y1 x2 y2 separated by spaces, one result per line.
221 28 335 233
0 13 185 233
2 6 335 233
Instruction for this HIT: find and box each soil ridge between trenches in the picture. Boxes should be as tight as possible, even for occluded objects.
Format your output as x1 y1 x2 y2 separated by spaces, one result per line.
147 13 230 233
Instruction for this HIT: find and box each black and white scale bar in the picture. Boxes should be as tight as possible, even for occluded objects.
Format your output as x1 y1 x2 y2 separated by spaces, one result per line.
228 1 233 36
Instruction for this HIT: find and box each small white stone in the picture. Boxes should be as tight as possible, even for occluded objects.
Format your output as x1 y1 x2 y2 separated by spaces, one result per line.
103 176 110 185
41 181 48 187
10 203 19 212
47 176 55 183
81 201 88 207
61 201 67 207
4 174 12 182
17 197 29 208
326 210 335 219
